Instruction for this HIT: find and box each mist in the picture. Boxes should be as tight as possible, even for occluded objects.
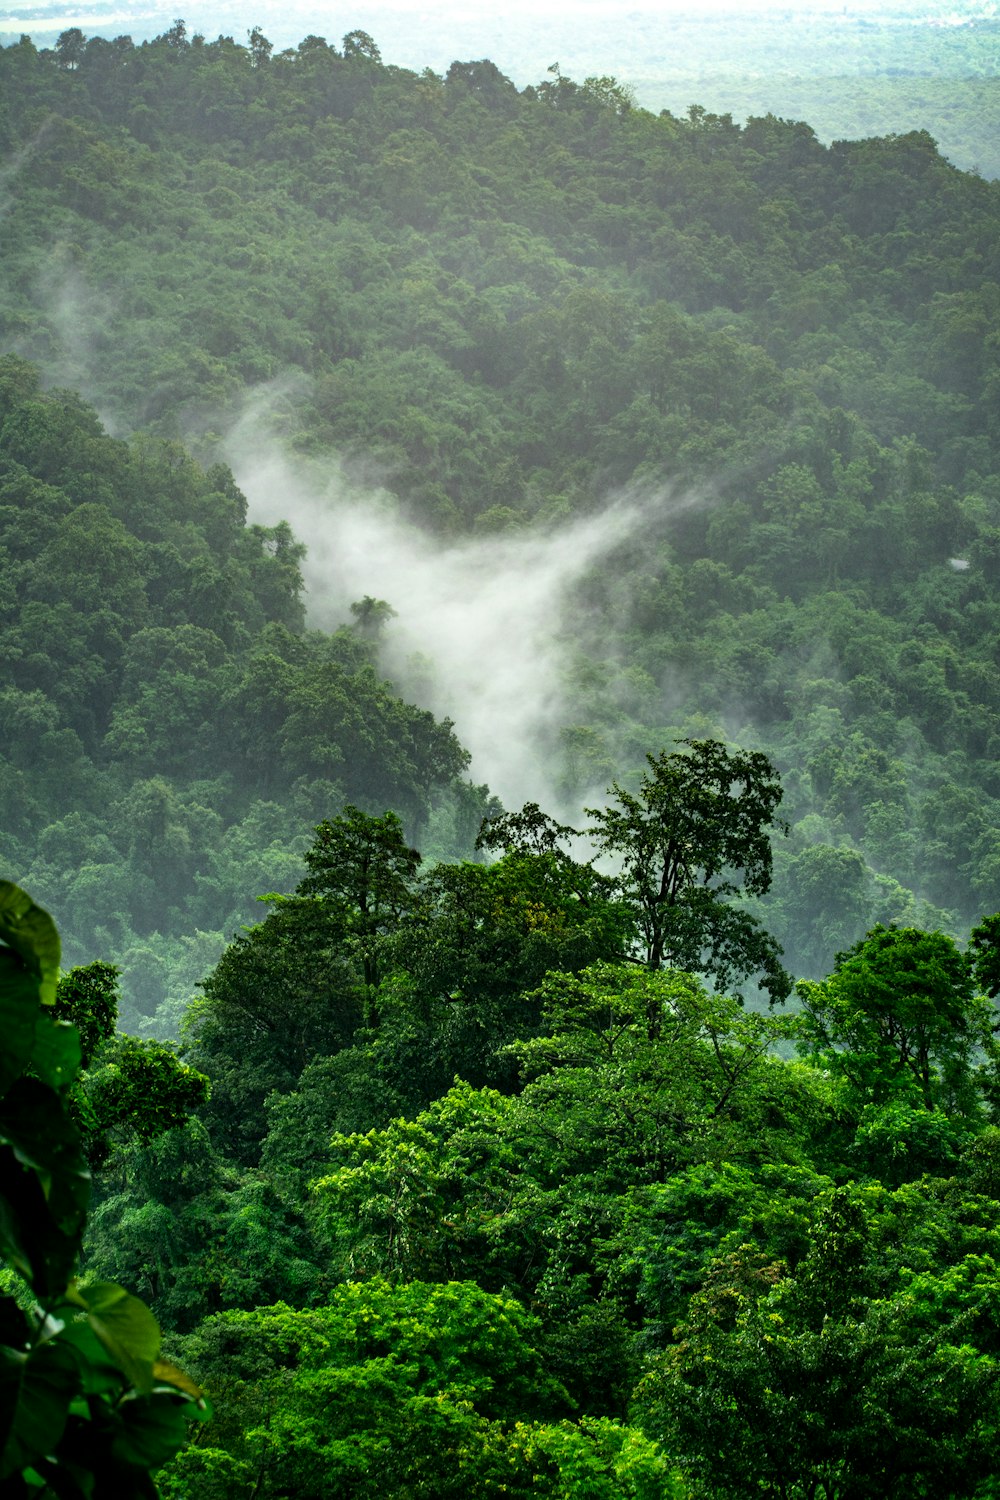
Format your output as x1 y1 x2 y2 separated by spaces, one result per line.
221 389 692 816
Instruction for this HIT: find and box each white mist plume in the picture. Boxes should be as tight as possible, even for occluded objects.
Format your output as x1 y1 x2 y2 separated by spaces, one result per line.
41 267 120 425
222 385 695 812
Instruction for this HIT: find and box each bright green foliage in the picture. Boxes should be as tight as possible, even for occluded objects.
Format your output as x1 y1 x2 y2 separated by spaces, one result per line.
314 1081 523 1285
168 1279 569 1498
796 923 990 1112
505 1416 686 1498
53 961 119 1067
0 883 206 1494
852 1095 974 1186
510 963 805 1188
636 1185 1000 1498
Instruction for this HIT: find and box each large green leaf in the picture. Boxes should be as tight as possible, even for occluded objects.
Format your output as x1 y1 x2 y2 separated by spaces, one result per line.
0 884 60 1007
0 950 40 1103
29 1016 82 1093
73 1284 160 1395
56 1318 130 1398
111 1392 193 1470
0 1080 90 1227
0 1340 79 1480
0 1080 90 1296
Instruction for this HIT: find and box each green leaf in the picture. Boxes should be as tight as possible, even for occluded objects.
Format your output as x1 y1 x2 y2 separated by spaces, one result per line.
0 1080 90 1296
0 951 41 1103
0 884 60 1007
56 1320 129 1397
150 1360 205 1405
111 1393 191 1470
0 1340 79 1480
74 1285 160 1395
29 1018 81 1093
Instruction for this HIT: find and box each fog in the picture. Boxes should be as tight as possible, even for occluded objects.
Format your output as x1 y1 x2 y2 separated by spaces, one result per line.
222 389 695 815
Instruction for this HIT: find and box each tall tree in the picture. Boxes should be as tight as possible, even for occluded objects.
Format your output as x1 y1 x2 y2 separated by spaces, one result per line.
587 740 787 982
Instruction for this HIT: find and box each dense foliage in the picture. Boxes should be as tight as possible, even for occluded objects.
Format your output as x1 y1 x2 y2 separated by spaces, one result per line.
2 19 1000 1495
0 355 475 1030
0 883 205 1495
1 24 999 1003
74 805 1000 1497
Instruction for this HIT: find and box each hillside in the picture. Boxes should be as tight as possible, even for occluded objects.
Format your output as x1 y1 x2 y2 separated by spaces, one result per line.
4 25 1000 1498
1 25 999 1000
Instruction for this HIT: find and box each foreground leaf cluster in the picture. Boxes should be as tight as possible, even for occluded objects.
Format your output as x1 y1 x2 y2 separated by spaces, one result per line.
0 884 205 1498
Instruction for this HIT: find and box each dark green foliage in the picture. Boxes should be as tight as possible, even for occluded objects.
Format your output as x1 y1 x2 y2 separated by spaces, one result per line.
186 892 363 1162
3 27 1000 1493
0 883 205 1493
54 960 119 1067
81 1035 209 1166
189 803 631 1157
485 743 790 998
589 739 789 997
0 358 472 1025
970 911 1000 998
298 807 422 999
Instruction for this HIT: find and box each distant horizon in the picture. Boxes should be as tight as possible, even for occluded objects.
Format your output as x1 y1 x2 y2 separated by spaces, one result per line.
3 0 998 50
4 0 997 176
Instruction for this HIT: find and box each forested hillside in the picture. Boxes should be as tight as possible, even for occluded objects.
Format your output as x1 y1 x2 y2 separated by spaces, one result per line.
3 21 1000 1498
0 358 478 1030
1 23 999 993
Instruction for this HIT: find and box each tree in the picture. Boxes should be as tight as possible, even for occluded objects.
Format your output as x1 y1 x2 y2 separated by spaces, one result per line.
187 895 362 1163
587 740 790 999
54 26 85 68
341 29 380 63
247 26 272 68
636 1189 1000 1498
796 924 989 1112
298 806 421 1001
53 959 119 1066
52 960 209 1165
969 911 1000 998
510 963 802 1192
189 808 422 1159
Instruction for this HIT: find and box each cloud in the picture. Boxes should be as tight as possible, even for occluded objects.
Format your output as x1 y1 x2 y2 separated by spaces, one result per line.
221 384 698 814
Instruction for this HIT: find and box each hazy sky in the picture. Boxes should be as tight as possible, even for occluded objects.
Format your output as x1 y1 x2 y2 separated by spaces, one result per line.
2 0 985 47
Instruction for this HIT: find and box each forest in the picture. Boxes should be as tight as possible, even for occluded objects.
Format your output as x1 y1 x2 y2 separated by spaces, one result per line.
1 18 1000 1496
